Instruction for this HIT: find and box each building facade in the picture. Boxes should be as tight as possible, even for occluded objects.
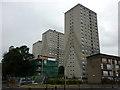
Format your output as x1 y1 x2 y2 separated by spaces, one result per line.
118 1 120 56
41 29 65 66
32 29 65 66
87 53 120 83
0 63 1 89
36 56 58 77
64 4 100 79
32 41 42 58
31 56 58 83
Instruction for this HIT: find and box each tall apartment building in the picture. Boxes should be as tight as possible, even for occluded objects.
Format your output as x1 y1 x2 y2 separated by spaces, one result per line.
32 41 42 58
40 29 65 66
118 1 120 56
64 4 100 79
0 63 1 89
87 53 120 83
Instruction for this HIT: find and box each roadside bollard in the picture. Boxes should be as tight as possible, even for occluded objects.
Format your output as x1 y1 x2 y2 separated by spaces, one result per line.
64 84 66 90
79 84 80 90
28 87 31 90
55 86 57 90
45 87 47 90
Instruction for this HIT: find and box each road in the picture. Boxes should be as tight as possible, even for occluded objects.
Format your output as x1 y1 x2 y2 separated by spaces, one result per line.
2 87 120 90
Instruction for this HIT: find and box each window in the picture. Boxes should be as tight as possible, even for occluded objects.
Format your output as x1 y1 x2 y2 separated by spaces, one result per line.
116 74 119 77
107 64 112 70
115 65 119 69
108 59 112 63
102 58 107 63
114 60 117 64
38 67 41 69
82 49 84 52
82 41 84 45
82 45 84 48
101 64 103 69
109 71 113 76
118 61 120 64
38 73 41 75
103 71 108 76
116 72 119 77
81 37 84 40
82 58 85 60
38 61 41 64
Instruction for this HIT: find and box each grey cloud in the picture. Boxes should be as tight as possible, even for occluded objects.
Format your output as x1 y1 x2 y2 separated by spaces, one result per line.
2 2 64 57
1 0 119 61
97 0 118 55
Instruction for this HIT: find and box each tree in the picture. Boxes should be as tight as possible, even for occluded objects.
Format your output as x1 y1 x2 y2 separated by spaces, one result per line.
58 66 64 75
2 45 34 77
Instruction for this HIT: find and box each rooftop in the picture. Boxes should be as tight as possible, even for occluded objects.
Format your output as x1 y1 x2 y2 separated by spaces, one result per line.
43 29 64 35
65 3 97 15
86 53 120 59
33 40 42 45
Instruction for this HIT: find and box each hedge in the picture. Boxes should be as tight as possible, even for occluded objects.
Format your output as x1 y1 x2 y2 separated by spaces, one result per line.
46 79 83 84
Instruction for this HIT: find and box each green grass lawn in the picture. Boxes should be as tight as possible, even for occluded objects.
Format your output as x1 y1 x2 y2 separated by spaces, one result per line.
19 84 85 88
20 84 64 88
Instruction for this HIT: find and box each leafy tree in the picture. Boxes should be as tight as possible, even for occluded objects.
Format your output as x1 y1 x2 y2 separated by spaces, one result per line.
58 66 64 75
2 45 34 77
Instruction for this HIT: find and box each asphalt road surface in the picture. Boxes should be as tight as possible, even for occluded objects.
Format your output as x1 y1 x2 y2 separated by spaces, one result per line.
2 87 120 90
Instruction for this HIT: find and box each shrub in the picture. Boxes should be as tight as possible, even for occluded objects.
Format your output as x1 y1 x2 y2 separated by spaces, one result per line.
46 78 83 85
66 80 83 84
101 78 115 84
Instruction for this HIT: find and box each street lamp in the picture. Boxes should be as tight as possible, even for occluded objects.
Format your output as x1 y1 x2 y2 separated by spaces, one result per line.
64 67 67 90
45 74 48 90
78 76 82 90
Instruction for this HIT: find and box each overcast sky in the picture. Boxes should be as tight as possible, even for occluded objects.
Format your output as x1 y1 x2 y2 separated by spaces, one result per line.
0 0 119 62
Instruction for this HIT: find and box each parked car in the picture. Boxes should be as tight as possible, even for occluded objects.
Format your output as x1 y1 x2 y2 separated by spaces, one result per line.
18 77 33 85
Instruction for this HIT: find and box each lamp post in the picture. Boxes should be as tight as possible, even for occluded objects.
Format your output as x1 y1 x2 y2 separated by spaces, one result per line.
64 75 66 90
112 76 115 88
45 74 48 90
64 67 66 90
44 59 48 90
79 76 82 90
79 79 81 90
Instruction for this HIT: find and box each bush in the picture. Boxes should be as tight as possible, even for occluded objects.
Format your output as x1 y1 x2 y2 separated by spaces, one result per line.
101 78 115 84
66 80 83 84
57 74 64 78
46 78 83 85
47 79 64 84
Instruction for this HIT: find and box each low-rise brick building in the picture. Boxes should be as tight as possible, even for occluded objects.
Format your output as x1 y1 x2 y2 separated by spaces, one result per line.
87 53 120 83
